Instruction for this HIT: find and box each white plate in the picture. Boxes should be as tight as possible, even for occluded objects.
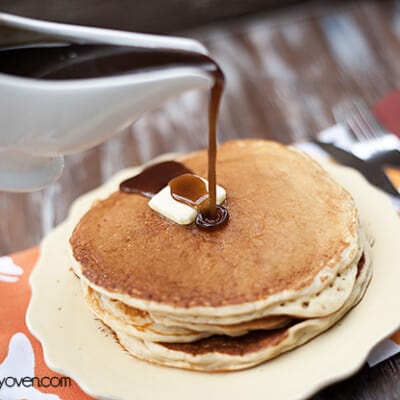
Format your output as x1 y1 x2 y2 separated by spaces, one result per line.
27 160 400 400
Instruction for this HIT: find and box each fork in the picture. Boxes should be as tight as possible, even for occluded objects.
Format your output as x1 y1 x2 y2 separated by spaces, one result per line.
333 98 400 166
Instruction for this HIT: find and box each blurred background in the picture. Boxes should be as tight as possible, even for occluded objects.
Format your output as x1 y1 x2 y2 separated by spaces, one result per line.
0 0 399 253
0 0 347 33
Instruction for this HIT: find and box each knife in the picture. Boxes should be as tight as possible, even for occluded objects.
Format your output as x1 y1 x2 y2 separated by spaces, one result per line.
313 140 400 198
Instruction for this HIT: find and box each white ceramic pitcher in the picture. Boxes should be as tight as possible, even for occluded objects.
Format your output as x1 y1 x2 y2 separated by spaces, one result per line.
0 13 213 192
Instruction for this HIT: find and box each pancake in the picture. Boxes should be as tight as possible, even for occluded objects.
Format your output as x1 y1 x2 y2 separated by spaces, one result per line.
69 139 373 372
80 248 362 342
82 281 293 342
149 251 361 325
70 140 360 322
79 229 370 347
113 240 372 371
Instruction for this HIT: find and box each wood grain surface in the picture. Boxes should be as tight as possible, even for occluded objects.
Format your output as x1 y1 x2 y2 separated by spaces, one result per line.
1 0 400 398
0 0 324 33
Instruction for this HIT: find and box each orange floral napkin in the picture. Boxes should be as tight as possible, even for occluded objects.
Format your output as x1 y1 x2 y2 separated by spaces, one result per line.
0 248 92 399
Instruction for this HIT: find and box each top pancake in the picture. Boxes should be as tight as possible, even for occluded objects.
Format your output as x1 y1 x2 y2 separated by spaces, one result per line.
70 140 358 312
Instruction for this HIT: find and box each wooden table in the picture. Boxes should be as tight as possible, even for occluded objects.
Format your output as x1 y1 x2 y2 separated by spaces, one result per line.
1 0 399 398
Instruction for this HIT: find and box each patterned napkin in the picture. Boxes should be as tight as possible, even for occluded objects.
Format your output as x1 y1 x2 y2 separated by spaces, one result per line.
1 130 399 400
0 248 92 399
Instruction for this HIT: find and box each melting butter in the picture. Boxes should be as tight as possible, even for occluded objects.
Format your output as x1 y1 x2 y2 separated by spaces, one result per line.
148 176 226 225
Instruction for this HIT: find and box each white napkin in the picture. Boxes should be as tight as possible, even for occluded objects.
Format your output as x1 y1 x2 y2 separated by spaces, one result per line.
296 124 400 367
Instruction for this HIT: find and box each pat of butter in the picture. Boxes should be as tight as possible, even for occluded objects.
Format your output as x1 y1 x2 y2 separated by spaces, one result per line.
148 177 226 225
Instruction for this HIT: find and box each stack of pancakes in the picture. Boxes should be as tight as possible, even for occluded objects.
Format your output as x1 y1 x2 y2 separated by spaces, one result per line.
69 140 372 371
